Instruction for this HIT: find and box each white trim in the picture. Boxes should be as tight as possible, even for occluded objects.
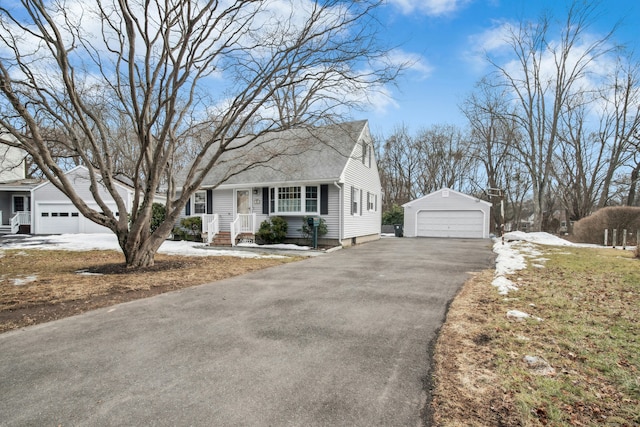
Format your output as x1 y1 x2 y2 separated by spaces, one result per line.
402 188 492 208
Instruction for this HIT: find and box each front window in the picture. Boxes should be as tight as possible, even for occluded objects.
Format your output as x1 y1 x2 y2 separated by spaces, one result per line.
194 190 206 214
305 186 318 212
270 185 319 214
278 186 301 212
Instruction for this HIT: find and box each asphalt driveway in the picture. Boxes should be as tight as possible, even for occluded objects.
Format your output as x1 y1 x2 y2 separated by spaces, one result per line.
0 237 494 426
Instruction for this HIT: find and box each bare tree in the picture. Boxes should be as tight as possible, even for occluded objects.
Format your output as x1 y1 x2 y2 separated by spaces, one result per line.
487 1 617 231
0 0 400 267
461 78 525 229
376 124 421 210
594 55 640 208
413 124 476 195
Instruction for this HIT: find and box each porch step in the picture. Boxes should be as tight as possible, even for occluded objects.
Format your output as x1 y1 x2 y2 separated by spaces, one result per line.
208 232 256 247
211 232 232 247
0 226 11 235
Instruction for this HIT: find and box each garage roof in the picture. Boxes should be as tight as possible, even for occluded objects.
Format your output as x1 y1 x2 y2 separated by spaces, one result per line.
402 188 492 208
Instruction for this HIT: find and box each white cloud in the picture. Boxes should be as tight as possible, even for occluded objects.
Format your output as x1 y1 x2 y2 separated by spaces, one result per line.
387 49 434 79
386 0 472 16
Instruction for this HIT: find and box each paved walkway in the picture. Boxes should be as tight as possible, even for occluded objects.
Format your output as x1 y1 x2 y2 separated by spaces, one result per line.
0 237 495 426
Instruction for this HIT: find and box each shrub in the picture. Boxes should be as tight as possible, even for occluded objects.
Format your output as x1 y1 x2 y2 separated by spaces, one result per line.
299 216 328 242
150 203 166 233
179 216 202 241
382 204 404 225
256 216 288 244
573 206 640 245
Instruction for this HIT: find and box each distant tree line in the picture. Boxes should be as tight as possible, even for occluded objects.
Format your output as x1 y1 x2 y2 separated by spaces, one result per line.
376 1 640 233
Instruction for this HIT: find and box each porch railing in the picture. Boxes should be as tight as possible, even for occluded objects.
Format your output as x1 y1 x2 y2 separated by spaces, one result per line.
200 214 217 234
230 213 256 247
205 214 219 245
11 211 31 234
0 211 3 227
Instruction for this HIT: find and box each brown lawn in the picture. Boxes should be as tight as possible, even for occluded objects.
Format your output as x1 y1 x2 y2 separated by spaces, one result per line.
0 249 296 333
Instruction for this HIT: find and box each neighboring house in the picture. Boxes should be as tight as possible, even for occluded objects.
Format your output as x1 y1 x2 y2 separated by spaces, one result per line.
0 135 41 234
0 142 165 234
402 188 492 239
30 166 140 234
179 120 382 246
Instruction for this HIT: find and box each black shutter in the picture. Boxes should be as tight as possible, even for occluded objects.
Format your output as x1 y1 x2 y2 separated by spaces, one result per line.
262 187 269 214
320 184 329 215
206 189 213 214
185 200 191 216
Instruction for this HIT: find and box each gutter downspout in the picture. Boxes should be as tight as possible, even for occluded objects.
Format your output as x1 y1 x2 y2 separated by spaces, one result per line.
333 181 342 245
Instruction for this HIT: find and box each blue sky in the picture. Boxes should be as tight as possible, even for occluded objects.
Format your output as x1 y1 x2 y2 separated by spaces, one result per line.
365 0 640 138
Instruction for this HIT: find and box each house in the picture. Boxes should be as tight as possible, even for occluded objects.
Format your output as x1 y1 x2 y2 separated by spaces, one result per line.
178 120 382 247
0 135 41 234
402 188 492 239
0 135 164 235
30 165 141 234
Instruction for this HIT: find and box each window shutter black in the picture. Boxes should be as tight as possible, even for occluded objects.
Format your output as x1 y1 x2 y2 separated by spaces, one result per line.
320 184 329 215
185 200 191 216
262 187 269 214
206 189 213 214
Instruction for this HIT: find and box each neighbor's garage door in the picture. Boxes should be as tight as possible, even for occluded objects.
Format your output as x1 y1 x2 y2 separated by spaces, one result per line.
416 210 484 238
36 203 112 234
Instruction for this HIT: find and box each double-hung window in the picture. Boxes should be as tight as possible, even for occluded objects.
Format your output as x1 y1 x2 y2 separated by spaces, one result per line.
194 190 206 214
270 185 319 215
351 187 361 216
367 192 376 212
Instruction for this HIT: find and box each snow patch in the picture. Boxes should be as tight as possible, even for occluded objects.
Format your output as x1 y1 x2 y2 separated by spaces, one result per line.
506 310 543 321
12 275 38 286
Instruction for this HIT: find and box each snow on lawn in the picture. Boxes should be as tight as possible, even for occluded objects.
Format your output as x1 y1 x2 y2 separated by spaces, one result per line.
0 234 291 259
492 231 579 295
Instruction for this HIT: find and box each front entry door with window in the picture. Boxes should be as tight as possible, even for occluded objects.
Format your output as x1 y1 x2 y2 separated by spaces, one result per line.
236 190 251 215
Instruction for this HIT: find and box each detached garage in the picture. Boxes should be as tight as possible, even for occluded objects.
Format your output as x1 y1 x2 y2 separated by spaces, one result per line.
31 166 134 234
402 188 491 239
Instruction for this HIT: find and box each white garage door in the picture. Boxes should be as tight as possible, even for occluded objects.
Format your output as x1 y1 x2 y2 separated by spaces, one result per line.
36 203 113 234
416 210 484 238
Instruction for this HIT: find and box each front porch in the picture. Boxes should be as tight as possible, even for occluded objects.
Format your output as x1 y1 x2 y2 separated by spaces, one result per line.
0 211 31 234
199 213 257 247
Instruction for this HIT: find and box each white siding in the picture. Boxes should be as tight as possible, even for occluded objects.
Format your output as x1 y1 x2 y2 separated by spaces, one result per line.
34 167 131 205
340 126 382 241
212 188 234 230
0 141 25 182
32 167 133 234
403 189 491 239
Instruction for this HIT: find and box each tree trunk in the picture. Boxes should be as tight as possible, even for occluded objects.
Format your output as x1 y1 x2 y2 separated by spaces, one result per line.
119 230 168 268
627 163 640 206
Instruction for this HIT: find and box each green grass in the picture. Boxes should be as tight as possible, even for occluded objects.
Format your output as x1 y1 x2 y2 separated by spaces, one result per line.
488 247 640 425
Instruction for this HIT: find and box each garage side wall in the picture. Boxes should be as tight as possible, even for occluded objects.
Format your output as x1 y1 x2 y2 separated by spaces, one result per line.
403 190 491 238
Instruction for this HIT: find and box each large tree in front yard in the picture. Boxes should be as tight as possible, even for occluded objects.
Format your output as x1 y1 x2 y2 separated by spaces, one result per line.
0 0 400 267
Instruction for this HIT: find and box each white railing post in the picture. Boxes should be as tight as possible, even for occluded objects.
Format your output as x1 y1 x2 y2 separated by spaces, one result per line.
230 218 237 247
0 211 3 227
206 214 219 244
252 213 257 233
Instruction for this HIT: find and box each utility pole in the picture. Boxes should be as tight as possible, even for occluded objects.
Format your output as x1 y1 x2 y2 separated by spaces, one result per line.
487 188 505 245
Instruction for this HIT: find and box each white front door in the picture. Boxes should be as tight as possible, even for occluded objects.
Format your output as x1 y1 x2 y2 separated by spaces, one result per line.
236 189 251 215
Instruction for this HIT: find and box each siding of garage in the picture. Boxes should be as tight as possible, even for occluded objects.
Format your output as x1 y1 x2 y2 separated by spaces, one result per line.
32 166 133 234
402 188 492 238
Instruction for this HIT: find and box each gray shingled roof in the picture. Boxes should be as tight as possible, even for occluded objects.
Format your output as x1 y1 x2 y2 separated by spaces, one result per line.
183 120 368 188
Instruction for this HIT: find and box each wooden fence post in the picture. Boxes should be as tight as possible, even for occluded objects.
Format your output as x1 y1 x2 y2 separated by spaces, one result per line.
612 229 617 249
604 229 608 246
